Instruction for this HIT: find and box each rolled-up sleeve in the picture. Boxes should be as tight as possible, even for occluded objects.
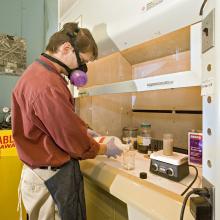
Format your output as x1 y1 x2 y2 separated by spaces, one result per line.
32 86 100 159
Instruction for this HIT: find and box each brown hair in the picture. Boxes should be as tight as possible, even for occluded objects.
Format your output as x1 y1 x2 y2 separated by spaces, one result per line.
46 22 98 60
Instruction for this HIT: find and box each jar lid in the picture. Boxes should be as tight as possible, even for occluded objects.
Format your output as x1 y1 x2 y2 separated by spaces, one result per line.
123 127 138 131
163 133 173 138
140 122 151 128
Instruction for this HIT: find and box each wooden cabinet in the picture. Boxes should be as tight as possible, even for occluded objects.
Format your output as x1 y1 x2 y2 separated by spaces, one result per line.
84 177 128 220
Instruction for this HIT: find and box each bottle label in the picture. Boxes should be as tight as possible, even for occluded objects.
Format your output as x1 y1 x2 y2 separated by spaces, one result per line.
143 137 151 146
137 136 142 145
137 136 151 146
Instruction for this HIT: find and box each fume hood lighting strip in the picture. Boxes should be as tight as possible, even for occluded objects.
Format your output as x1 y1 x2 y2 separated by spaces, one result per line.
75 70 201 98
132 109 203 114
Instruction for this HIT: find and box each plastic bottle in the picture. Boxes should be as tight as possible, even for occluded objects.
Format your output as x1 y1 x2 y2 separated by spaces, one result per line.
137 122 151 154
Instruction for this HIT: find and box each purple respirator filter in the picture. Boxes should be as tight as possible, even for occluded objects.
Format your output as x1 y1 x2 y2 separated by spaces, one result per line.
70 70 88 87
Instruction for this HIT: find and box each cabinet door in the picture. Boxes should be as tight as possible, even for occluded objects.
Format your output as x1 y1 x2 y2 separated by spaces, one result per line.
84 178 128 220
115 198 129 220
0 157 25 219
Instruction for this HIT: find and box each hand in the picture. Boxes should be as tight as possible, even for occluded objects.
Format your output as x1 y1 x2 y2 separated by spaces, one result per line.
105 137 123 158
87 128 101 138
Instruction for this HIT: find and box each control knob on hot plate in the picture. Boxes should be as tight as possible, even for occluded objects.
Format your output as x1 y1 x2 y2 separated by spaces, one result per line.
166 168 174 176
151 163 159 172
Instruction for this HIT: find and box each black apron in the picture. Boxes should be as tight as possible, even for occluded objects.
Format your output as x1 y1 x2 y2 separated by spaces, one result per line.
44 159 86 220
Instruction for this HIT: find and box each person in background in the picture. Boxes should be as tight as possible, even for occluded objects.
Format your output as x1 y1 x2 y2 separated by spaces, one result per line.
11 22 122 220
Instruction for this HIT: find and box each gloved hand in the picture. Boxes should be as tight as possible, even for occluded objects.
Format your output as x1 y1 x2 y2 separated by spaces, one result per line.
105 137 123 158
87 128 101 137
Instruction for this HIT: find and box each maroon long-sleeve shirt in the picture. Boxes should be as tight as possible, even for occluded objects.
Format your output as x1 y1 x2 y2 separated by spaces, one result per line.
11 55 99 168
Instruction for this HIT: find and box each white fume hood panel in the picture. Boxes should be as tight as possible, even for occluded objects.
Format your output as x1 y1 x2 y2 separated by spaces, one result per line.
73 22 202 98
60 0 203 57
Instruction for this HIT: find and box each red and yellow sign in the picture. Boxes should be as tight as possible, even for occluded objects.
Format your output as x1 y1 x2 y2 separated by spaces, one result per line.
0 130 17 157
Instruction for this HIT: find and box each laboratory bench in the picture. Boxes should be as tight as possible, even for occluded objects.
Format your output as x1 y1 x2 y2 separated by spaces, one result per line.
80 151 201 220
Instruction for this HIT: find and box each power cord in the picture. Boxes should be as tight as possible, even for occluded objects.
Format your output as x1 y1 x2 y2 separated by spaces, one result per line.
180 188 210 220
181 164 198 196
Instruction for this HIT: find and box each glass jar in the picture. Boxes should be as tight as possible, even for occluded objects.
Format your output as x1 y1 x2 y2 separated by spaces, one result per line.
122 146 136 170
137 122 151 154
122 127 138 149
163 133 174 156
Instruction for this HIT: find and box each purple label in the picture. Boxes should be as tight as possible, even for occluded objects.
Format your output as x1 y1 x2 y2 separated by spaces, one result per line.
189 133 202 165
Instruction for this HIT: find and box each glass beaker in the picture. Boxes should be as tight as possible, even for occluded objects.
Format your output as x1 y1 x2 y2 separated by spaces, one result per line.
163 133 174 156
122 148 136 170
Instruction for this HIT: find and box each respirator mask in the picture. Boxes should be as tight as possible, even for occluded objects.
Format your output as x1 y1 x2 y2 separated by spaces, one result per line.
41 29 88 87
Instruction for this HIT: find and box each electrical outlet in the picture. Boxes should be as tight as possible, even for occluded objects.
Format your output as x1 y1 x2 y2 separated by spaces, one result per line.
202 177 215 220
202 9 215 53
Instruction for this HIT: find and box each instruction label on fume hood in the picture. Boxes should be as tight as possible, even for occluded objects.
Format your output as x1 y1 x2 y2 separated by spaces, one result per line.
0 130 17 157
201 77 214 96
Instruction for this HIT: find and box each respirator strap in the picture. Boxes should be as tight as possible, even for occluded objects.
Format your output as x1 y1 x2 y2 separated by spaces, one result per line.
66 32 86 69
41 53 72 74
